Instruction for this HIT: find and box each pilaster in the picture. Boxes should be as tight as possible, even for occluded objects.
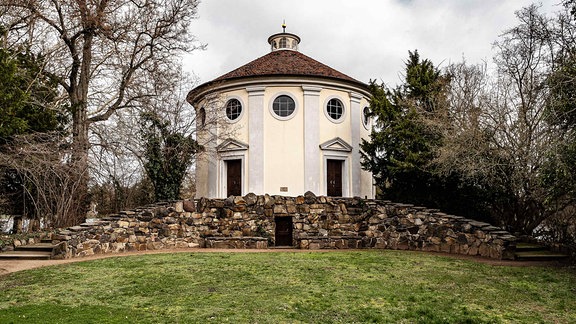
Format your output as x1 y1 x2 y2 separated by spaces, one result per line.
247 86 266 194
350 92 363 197
302 86 322 195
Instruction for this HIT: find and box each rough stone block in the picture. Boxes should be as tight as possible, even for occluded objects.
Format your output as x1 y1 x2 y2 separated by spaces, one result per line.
286 205 297 213
182 200 195 212
264 194 275 207
489 247 501 259
397 242 409 250
478 244 489 256
469 221 491 228
172 201 183 213
273 205 287 214
475 230 486 239
439 243 450 253
450 244 459 254
175 241 189 248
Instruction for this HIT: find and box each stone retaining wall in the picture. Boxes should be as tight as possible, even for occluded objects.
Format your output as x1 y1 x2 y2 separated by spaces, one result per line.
205 237 268 249
11 192 517 259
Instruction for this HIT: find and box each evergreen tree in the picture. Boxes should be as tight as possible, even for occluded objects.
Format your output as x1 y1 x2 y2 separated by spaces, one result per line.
0 48 62 141
361 51 445 206
140 112 202 202
361 51 494 220
0 45 67 226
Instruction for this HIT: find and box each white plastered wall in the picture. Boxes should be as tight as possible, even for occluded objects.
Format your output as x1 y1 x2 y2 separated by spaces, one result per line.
194 81 374 199
262 86 305 196
318 89 352 196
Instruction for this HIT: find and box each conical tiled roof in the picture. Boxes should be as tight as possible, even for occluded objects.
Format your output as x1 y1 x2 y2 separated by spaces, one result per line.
187 33 368 105
213 50 362 84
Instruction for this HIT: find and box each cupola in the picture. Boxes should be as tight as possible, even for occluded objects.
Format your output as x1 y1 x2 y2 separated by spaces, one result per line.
267 22 300 52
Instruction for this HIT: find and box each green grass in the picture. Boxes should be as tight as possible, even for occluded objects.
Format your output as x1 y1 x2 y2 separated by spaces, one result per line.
0 251 575 323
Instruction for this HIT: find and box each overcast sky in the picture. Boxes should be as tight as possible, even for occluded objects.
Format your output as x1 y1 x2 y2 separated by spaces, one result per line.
183 0 560 88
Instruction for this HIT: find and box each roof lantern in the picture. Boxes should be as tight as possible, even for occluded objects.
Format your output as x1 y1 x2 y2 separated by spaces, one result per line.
267 21 300 52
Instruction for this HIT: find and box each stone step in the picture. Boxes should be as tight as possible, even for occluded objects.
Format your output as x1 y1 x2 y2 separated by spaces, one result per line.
516 242 548 252
15 243 55 253
515 250 569 262
514 242 569 262
0 250 52 260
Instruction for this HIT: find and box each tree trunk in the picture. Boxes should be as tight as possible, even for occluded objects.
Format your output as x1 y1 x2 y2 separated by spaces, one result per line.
64 32 94 227
68 106 89 227
12 216 22 234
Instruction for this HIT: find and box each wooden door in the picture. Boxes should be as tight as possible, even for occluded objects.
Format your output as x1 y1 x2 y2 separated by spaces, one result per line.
275 217 293 246
327 159 343 197
226 159 242 197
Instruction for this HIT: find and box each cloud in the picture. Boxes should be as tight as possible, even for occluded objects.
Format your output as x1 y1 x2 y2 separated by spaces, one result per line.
184 0 561 87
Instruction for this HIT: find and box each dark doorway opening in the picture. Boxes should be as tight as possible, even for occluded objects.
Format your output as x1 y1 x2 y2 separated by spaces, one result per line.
226 159 242 197
327 159 343 197
274 217 293 246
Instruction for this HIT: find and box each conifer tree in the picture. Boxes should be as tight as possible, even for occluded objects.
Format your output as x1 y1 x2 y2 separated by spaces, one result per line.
140 112 202 202
361 51 446 207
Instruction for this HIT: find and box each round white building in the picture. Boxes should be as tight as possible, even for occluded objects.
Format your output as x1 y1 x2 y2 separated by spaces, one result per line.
187 29 374 199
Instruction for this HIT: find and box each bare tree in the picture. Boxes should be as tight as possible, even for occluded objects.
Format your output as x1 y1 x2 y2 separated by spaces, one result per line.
89 72 235 209
0 133 86 230
0 0 203 225
436 5 576 234
436 61 491 178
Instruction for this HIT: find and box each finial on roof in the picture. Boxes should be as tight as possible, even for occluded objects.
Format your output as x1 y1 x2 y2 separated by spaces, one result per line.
282 20 286 33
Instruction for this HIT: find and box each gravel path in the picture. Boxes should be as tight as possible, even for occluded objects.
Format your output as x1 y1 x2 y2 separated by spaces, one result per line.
0 248 564 276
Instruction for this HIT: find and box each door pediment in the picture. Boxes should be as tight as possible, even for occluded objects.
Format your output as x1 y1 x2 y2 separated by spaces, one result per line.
217 138 249 152
319 137 353 152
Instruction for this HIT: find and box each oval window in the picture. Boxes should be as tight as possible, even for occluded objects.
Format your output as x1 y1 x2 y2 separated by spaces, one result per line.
362 106 370 127
225 99 242 121
198 107 206 127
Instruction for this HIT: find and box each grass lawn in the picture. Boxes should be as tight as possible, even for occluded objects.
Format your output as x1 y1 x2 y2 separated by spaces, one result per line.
0 251 574 323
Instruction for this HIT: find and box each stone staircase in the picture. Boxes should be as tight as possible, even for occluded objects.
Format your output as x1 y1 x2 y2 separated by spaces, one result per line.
0 239 56 260
514 242 569 262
